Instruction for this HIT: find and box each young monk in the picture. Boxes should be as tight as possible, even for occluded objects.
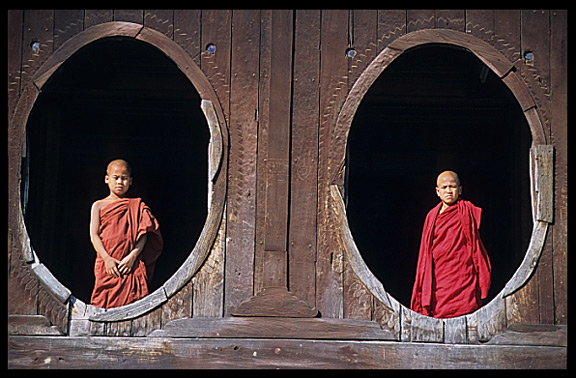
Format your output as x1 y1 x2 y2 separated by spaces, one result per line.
410 171 491 318
89 159 163 309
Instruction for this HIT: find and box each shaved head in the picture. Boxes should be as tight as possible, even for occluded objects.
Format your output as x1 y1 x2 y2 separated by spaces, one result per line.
436 170 460 187
107 159 132 176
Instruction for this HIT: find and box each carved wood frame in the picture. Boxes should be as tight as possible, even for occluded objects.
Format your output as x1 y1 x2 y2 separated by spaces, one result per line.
9 22 229 323
330 29 554 343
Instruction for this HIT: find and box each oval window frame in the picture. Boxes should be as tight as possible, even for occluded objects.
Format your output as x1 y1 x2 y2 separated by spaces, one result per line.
11 22 229 323
331 29 553 342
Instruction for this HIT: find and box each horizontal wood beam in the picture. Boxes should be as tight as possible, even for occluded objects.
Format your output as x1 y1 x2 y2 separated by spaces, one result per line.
8 335 566 369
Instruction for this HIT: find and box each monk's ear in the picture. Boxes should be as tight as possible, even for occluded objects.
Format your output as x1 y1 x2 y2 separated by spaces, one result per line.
458 186 463 195
104 175 109 184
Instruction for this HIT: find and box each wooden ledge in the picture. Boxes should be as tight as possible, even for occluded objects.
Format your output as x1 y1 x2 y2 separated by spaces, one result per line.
149 317 398 341
229 287 318 318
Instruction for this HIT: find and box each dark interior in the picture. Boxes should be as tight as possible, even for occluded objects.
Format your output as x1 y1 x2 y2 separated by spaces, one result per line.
346 44 533 308
23 37 209 303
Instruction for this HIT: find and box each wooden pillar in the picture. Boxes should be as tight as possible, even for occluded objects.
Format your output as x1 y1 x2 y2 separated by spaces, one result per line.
230 10 317 317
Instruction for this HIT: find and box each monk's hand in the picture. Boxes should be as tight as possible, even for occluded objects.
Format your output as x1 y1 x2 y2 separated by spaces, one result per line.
118 252 137 275
104 256 122 278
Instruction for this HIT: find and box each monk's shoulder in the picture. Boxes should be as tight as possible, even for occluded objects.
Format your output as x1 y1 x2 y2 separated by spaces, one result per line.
460 199 482 212
91 199 105 212
91 198 116 213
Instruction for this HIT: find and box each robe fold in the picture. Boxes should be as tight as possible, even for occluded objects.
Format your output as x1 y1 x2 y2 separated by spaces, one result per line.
90 198 163 309
410 198 491 318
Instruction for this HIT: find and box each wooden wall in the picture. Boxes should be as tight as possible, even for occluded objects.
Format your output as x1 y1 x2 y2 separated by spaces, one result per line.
8 10 567 368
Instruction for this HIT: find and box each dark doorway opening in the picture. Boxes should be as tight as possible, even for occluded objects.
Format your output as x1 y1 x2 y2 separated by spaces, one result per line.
23 37 209 303
346 45 532 308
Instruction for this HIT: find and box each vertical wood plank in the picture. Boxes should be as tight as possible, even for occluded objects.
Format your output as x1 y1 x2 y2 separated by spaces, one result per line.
494 10 521 64
550 10 567 325
8 10 39 318
113 10 143 24
254 11 272 293
7 10 23 118
407 9 435 32
316 10 349 318
289 10 321 305
200 10 232 125
348 10 378 86
84 10 113 28
343 9 377 321
435 10 465 31
174 10 201 66
262 10 292 253
224 9 261 315
21 10 54 84
163 279 193 320
377 10 406 51
521 10 554 325
131 306 162 336
465 10 495 43
54 10 84 49
254 10 293 292
192 206 226 317
144 10 174 38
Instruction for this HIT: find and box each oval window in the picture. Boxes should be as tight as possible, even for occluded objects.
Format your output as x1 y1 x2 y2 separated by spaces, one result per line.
345 44 533 309
23 36 209 304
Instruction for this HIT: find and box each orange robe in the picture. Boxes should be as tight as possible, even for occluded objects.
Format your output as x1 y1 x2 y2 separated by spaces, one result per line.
90 198 163 309
410 198 491 318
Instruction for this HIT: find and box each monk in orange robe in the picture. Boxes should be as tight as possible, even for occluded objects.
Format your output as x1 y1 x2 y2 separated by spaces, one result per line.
410 171 491 318
89 159 163 309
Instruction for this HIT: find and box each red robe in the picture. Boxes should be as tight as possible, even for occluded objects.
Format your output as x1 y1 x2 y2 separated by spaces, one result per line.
410 198 491 318
90 198 163 309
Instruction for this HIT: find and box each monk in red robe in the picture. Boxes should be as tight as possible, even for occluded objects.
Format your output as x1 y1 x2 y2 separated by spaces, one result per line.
89 159 163 309
410 171 491 318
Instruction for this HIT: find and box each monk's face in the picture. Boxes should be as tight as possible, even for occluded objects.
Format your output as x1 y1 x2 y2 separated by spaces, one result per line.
436 173 462 206
105 163 133 198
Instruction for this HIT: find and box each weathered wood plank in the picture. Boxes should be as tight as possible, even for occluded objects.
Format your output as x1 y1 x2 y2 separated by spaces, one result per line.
401 306 444 343
113 9 143 24
89 287 168 322
435 10 465 31
533 145 554 223
342 10 378 321
230 287 317 318
348 10 378 86
8 315 63 336
84 10 113 28
377 10 406 51
30 261 71 304
494 10 521 64
224 10 261 314
200 10 232 125
54 10 84 49
151 317 395 340
7 9 23 117
21 9 54 83
254 10 293 294
144 9 174 38
407 9 435 32
465 9 494 44
8 336 566 369
192 205 225 317
173 10 201 65
487 324 566 347
316 9 349 318
550 10 568 325
288 9 321 306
